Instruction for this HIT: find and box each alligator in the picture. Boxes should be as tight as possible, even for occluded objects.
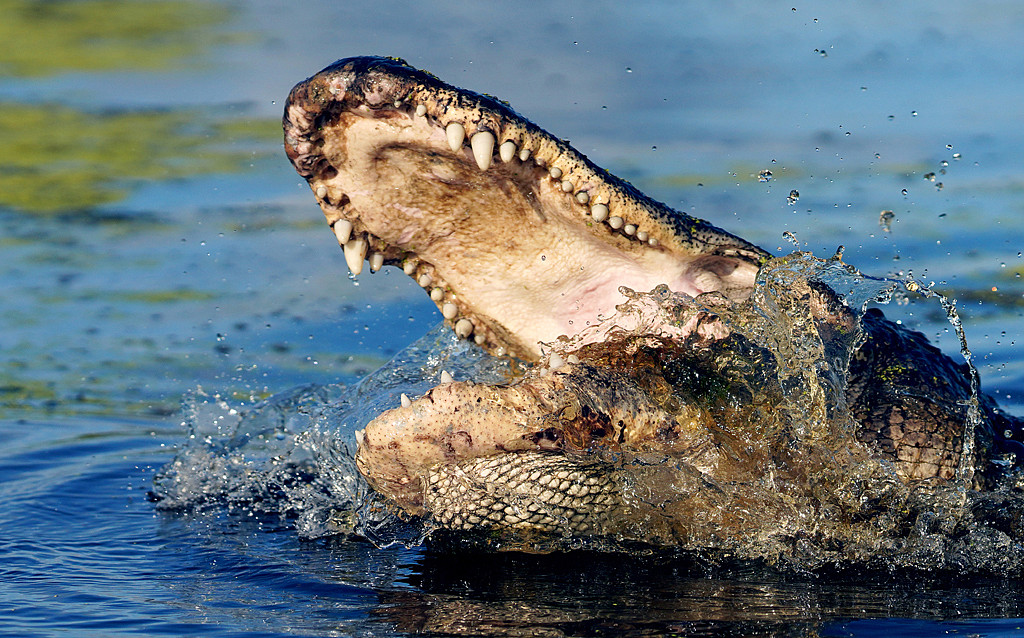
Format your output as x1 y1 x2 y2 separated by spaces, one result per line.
282 57 1023 553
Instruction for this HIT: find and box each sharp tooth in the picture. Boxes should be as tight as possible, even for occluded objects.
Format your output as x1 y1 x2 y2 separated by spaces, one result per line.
590 204 609 222
430 287 445 302
549 353 565 371
636 230 649 242
499 141 517 163
608 216 624 230
474 333 486 345
415 104 427 117
418 273 432 288
560 179 574 193
369 252 384 272
440 370 455 384
400 393 412 408
648 237 659 247
442 302 459 319
454 318 473 338
333 219 353 245
624 224 637 236
446 122 466 152
403 260 418 275
575 191 590 204
518 148 531 162
343 237 368 275
549 166 562 179
315 184 327 199
354 429 365 446
567 354 580 365
471 131 495 170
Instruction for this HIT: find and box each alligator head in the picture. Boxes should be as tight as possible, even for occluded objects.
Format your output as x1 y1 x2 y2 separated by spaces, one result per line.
283 57 1013 551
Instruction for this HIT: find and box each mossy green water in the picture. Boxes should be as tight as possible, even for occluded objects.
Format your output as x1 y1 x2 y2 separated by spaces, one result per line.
0 103 279 213
0 0 233 77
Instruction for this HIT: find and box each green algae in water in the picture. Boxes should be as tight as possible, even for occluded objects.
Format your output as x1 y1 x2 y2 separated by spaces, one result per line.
0 0 233 77
0 103 280 213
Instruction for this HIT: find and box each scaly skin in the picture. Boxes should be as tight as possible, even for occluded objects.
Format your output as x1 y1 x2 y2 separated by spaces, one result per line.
282 57 1021 542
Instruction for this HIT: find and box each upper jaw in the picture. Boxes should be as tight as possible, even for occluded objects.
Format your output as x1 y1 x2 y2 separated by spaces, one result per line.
283 56 769 361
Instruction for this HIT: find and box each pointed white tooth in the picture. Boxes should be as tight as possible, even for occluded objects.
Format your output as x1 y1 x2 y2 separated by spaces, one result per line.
454 318 473 338
575 191 589 204
415 104 427 117
400 393 412 408
549 353 565 371
354 428 365 446
648 237 659 247
369 252 384 272
560 179 574 193
624 224 637 236
440 370 455 384
474 333 486 345
333 219 353 245
608 216 624 230
343 237 368 275
636 230 649 242
403 260 418 275
446 122 466 152
430 287 445 302
471 131 495 170
315 184 328 199
499 141 516 163
590 203 609 222
567 354 580 365
549 166 562 179
418 273 432 288
518 148 531 162
442 302 459 319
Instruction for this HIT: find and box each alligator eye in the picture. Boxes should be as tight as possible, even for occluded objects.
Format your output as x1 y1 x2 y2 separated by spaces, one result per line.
531 427 563 450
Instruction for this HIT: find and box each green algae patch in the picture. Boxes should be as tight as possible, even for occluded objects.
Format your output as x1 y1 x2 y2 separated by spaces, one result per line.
0 103 280 213
0 0 232 77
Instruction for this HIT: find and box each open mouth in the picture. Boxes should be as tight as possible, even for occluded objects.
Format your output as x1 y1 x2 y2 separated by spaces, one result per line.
282 57 1015 549
283 56 767 362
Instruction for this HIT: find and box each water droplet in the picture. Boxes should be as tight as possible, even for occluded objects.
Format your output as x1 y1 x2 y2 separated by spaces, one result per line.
888 115 895 121
879 210 895 232
924 172 936 182
758 169 773 182
901 188 908 196
911 110 918 117
625 67 632 73
787 189 800 205
953 153 962 160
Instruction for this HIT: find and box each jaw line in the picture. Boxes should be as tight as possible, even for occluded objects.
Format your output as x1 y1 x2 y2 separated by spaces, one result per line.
283 56 769 361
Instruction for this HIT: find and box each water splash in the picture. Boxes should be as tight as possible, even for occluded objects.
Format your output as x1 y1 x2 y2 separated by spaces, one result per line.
153 253 1023 573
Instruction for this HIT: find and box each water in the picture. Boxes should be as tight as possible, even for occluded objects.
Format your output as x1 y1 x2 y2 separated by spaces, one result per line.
2 1 1023 635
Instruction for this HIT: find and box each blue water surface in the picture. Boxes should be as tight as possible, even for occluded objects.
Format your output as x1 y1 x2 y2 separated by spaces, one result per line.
2 1 1023 636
